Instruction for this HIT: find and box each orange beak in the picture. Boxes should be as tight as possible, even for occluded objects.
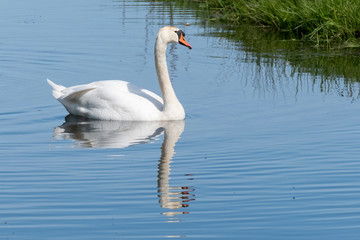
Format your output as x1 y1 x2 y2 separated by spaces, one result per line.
179 34 192 49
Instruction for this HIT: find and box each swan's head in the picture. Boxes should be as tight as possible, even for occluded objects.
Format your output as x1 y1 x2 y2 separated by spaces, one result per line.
157 26 192 50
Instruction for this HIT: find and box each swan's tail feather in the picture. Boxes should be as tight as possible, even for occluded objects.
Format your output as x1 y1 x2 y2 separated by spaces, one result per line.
47 78 65 99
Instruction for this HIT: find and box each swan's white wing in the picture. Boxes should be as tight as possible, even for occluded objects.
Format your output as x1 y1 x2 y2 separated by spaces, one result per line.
53 80 164 121
63 88 96 103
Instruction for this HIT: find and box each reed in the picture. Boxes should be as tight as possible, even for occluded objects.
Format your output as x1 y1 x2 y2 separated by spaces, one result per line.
195 0 360 45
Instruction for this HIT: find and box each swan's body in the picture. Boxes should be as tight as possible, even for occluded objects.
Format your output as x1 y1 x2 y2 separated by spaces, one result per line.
47 26 192 121
47 79 167 121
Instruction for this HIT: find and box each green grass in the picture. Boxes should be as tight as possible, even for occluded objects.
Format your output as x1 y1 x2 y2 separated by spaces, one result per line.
195 0 360 45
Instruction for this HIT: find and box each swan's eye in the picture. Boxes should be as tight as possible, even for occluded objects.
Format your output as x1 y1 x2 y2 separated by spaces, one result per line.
175 30 185 39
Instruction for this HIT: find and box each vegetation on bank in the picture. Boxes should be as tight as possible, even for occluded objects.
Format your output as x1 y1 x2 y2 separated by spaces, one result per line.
192 0 360 45
152 0 360 86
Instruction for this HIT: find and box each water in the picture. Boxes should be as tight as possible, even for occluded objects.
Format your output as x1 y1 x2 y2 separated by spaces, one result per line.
1 0 360 239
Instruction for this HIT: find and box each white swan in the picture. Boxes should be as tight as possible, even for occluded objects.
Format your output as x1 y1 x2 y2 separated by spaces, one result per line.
47 26 192 121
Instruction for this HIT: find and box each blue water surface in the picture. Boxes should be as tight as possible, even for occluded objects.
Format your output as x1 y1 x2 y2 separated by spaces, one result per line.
1 0 360 239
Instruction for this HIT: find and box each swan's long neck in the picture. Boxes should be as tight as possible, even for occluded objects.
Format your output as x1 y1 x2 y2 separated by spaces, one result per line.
155 37 183 114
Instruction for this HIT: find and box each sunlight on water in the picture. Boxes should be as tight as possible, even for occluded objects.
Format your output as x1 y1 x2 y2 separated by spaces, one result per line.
1 0 360 239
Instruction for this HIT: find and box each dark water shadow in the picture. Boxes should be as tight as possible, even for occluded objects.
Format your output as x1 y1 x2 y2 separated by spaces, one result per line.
213 24 360 99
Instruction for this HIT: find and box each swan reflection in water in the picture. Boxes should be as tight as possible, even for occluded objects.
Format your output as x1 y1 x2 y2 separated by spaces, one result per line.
54 115 195 217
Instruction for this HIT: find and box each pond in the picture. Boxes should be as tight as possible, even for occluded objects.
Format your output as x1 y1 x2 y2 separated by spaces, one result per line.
1 0 360 239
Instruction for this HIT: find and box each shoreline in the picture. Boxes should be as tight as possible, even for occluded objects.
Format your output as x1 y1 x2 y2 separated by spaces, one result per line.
172 0 360 46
